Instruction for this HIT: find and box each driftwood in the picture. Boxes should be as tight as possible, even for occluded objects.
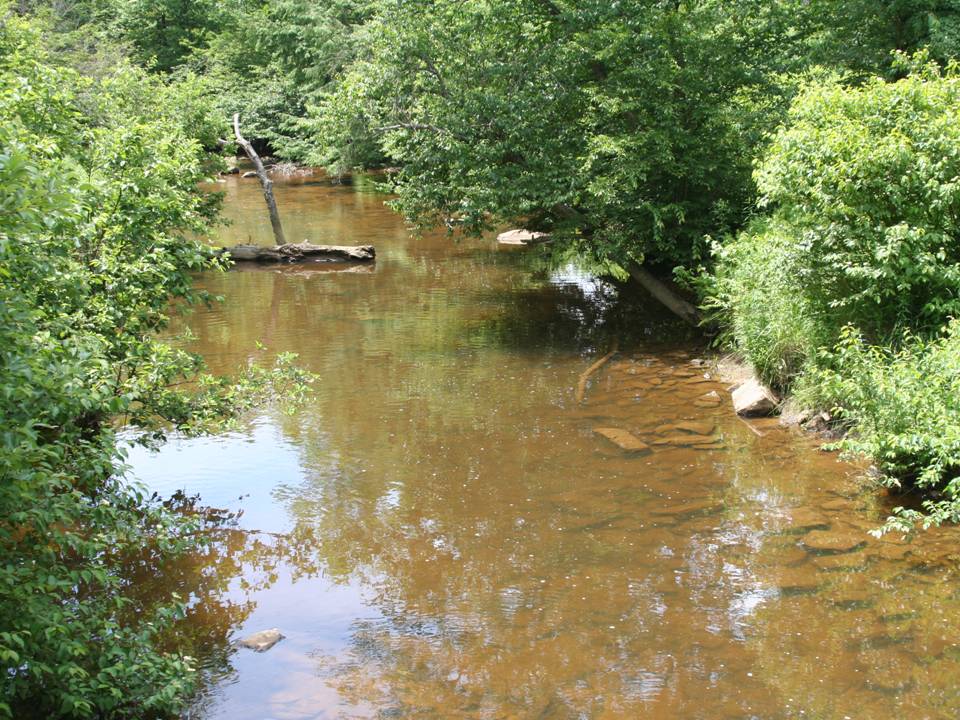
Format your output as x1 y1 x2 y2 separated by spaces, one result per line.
222 242 376 263
233 114 286 246
628 262 700 326
575 340 619 403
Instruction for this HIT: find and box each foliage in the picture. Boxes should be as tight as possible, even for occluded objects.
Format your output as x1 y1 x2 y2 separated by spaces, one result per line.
310 0 800 272
815 324 960 533
709 59 960 529
116 0 222 73
702 220 828 391
189 0 377 158
0 10 311 718
801 0 960 75
755 56 960 341
710 59 960 366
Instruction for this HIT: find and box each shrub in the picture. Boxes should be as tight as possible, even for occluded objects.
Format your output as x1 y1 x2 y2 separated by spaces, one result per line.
0 12 311 718
815 323 960 533
704 219 828 391
712 57 960 383
710 57 960 531
755 55 960 342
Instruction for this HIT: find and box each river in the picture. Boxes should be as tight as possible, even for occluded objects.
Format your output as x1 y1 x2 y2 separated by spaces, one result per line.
126 170 960 719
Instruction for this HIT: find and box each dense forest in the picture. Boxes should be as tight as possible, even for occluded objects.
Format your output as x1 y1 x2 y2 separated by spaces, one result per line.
4 0 960 716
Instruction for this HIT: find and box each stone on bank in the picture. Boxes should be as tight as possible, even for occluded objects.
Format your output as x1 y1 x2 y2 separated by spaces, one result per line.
731 377 779 417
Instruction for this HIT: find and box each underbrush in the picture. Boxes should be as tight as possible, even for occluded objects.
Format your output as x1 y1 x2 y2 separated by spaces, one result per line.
813 324 960 533
705 57 960 532
704 219 829 393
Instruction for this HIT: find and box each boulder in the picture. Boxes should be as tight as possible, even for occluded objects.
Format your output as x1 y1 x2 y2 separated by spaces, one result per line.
497 229 551 246
593 427 651 453
236 628 284 652
731 378 778 417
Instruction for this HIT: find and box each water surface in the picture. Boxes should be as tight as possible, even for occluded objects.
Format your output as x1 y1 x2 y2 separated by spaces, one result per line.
128 171 960 719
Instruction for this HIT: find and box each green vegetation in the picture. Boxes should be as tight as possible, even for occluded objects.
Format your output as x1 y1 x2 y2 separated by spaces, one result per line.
0 9 310 718
709 58 960 531
6 0 960 714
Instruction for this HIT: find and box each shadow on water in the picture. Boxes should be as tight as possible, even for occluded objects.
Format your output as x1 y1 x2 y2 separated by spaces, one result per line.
125 171 960 720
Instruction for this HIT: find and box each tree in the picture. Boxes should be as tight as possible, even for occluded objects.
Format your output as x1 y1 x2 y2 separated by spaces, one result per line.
0 10 310 717
308 0 808 277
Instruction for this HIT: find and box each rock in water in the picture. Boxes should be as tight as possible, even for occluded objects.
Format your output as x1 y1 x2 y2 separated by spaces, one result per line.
497 229 550 246
803 529 867 554
651 499 721 518
732 378 779 416
788 507 829 531
693 390 722 408
237 628 284 652
593 427 651 453
674 421 716 436
241 170 258 179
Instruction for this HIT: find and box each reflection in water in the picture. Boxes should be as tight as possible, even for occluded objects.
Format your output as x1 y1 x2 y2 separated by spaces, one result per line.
126 172 960 719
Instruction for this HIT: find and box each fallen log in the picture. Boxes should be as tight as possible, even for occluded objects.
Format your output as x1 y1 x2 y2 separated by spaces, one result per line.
627 262 700 326
220 242 376 263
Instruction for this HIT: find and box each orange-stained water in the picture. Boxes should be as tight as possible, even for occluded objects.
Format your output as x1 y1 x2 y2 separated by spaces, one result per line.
127 171 960 720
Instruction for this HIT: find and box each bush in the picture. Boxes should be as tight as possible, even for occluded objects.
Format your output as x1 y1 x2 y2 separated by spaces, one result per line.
712 56 960 385
0 12 310 718
709 57 960 530
755 56 960 342
816 323 960 533
705 219 828 391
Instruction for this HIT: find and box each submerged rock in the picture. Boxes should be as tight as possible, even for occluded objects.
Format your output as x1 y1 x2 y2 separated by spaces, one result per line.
593 427 651 453
732 378 779 416
812 553 868 571
652 433 721 448
653 421 715 436
675 421 716 436
237 628 284 652
788 507 830 531
803 529 868 554
775 568 822 594
693 390 722 408
821 497 859 512
651 499 721 518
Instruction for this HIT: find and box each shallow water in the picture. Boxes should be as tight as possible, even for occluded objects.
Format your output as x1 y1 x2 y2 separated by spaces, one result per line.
127 171 960 719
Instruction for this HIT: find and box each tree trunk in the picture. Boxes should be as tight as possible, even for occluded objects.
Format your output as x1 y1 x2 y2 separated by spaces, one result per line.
233 114 286 246
628 262 700 326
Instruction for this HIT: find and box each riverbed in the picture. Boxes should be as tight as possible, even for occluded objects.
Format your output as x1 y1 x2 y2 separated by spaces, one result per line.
127 171 960 719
